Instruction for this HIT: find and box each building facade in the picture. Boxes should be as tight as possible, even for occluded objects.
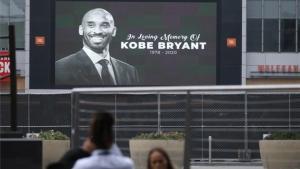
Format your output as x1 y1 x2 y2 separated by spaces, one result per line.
246 0 300 84
0 0 299 90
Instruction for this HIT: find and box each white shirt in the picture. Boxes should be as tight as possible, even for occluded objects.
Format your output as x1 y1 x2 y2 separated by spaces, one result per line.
72 144 134 169
82 46 117 85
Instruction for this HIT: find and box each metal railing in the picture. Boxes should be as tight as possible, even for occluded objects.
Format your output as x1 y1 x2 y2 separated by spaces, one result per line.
1 85 300 167
71 84 300 166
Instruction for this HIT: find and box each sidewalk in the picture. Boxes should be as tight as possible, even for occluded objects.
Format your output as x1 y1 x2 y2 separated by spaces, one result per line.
191 166 263 169
190 161 263 169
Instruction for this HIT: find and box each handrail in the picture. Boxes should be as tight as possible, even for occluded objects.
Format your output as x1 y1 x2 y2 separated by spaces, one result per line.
72 84 300 93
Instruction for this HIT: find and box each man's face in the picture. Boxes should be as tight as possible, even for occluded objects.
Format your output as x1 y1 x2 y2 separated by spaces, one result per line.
79 11 116 53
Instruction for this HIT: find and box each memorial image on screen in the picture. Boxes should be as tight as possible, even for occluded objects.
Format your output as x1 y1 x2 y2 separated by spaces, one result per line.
55 1 217 86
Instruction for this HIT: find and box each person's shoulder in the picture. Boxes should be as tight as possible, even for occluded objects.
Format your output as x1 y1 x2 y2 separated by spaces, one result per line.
73 154 134 169
72 156 94 169
113 155 135 169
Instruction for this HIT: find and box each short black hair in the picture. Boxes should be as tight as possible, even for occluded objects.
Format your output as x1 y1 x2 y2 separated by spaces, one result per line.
89 111 114 149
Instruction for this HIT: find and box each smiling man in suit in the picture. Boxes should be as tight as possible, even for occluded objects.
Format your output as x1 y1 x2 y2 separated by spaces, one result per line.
55 8 139 86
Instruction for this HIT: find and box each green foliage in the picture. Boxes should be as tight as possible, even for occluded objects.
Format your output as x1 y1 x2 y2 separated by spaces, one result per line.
132 132 185 140
265 131 300 140
38 130 69 140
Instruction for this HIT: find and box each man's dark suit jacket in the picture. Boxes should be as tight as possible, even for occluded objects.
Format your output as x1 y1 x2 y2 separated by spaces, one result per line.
55 50 139 86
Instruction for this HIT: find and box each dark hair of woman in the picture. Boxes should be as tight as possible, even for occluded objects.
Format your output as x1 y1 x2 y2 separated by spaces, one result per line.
147 147 175 169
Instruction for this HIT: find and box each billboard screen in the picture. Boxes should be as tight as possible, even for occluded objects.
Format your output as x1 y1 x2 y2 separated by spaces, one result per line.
55 1 217 86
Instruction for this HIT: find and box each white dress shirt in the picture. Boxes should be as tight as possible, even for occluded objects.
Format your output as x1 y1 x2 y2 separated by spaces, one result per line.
83 46 117 85
72 144 134 169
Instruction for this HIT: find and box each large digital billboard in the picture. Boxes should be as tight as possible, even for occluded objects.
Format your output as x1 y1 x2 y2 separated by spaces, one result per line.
55 1 217 87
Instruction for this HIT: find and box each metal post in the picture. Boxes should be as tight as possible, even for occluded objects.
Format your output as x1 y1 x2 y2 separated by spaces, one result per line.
9 25 17 132
114 94 118 144
71 91 79 148
296 0 298 52
244 91 248 155
27 93 30 133
279 0 281 52
209 136 212 163
261 0 264 52
201 94 204 160
157 93 161 134
288 93 291 131
184 91 191 169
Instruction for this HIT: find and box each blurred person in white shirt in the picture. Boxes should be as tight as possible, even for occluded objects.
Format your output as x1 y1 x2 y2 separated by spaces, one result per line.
72 112 134 169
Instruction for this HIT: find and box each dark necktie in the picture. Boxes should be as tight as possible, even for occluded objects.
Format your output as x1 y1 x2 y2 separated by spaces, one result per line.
98 59 114 85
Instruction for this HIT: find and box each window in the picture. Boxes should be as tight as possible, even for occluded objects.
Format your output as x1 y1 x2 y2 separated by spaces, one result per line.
298 19 300 52
247 19 262 52
280 0 296 52
298 1 300 19
264 0 279 19
263 0 279 52
264 19 279 51
280 0 296 19
247 0 262 18
12 21 25 49
281 19 296 51
246 0 300 52
0 0 25 49
0 23 9 49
